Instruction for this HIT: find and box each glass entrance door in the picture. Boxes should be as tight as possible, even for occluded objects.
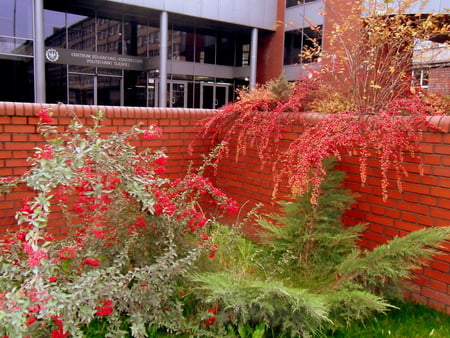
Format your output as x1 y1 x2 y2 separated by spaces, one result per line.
153 80 188 107
169 82 187 108
200 83 230 109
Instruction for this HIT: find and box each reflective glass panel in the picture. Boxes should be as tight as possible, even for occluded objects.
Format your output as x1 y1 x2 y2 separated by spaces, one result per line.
0 58 33 102
46 63 67 104
196 32 216 64
68 14 95 51
69 74 94 105
44 10 66 47
0 0 33 39
98 76 121 106
0 37 32 55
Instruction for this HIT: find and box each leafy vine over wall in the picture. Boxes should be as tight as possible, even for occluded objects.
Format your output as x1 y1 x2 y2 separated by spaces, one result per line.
196 78 447 205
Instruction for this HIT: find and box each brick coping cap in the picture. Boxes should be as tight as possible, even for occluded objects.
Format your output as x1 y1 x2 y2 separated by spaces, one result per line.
0 102 449 132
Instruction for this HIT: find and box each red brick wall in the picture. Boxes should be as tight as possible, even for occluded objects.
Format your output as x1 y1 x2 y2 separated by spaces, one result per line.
429 67 450 96
212 112 450 314
0 102 215 236
1 102 450 313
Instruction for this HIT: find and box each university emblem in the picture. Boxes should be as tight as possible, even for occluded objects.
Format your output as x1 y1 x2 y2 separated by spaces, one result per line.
45 48 59 62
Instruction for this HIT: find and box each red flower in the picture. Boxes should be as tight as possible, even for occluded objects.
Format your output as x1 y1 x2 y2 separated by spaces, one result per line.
36 108 53 124
48 276 58 283
23 244 48 268
154 166 166 175
204 316 216 327
26 316 37 326
133 217 147 230
153 155 167 166
57 246 77 260
51 316 70 338
15 231 27 242
208 244 219 259
203 307 219 328
83 257 101 267
96 300 114 316
143 125 162 140
36 144 54 160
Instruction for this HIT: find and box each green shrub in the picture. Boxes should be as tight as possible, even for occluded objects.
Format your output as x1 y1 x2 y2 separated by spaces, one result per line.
190 162 450 337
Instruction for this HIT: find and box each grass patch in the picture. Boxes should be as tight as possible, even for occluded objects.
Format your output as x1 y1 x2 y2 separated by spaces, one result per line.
331 299 450 338
83 299 450 337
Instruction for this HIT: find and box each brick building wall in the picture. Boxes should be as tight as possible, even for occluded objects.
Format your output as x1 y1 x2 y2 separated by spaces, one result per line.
1 102 449 313
429 67 450 96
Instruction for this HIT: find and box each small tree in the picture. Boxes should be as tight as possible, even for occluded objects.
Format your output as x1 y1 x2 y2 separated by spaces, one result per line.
194 0 449 205
192 164 450 336
316 0 450 111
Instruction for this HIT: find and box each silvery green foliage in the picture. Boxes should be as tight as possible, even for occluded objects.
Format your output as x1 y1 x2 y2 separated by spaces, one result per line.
0 110 221 337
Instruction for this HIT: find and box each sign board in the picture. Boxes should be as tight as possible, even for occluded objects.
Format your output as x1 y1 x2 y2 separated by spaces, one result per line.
45 47 147 71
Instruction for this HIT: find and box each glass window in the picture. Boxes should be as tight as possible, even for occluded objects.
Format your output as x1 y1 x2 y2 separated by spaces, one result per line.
284 30 301 65
147 28 160 57
413 68 429 88
123 22 137 56
69 73 94 105
0 37 32 56
217 35 234 66
196 31 216 64
287 0 318 7
235 35 250 67
124 70 146 106
168 26 194 62
44 10 66 47
46 63 67 104
0 0 33 57
286 0 299 7
67 14 93 51
284 26 322 65
98 75 121 106
0 58 33 102
0 0 33 39
96 18 122 54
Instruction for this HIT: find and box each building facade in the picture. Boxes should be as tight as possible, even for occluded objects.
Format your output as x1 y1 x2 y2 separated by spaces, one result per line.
0 0 448 108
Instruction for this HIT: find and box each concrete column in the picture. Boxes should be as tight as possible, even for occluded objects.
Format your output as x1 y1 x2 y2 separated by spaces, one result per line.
34 0 46 103
159 11 168 107
250 27 258 90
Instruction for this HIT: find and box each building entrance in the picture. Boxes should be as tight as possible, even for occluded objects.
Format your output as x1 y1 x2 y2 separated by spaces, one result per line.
200 83 230 109
153 80 188 108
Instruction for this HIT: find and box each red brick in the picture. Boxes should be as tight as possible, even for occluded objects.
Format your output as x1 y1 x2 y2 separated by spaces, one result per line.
434 145 450 155
421 155 442 165
423 133 443 143
401 182 430 194
430 187 450 199
423 268 450 284
11 117 28 124
420 195 438 206
433 167 450 178
4 125 36 133
421 286 450 305
4 142 36 151
397 201 429 215
431 260 450 273
5 159 29 167
427 299 447 313
429 207 450 220
393 220 424 232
